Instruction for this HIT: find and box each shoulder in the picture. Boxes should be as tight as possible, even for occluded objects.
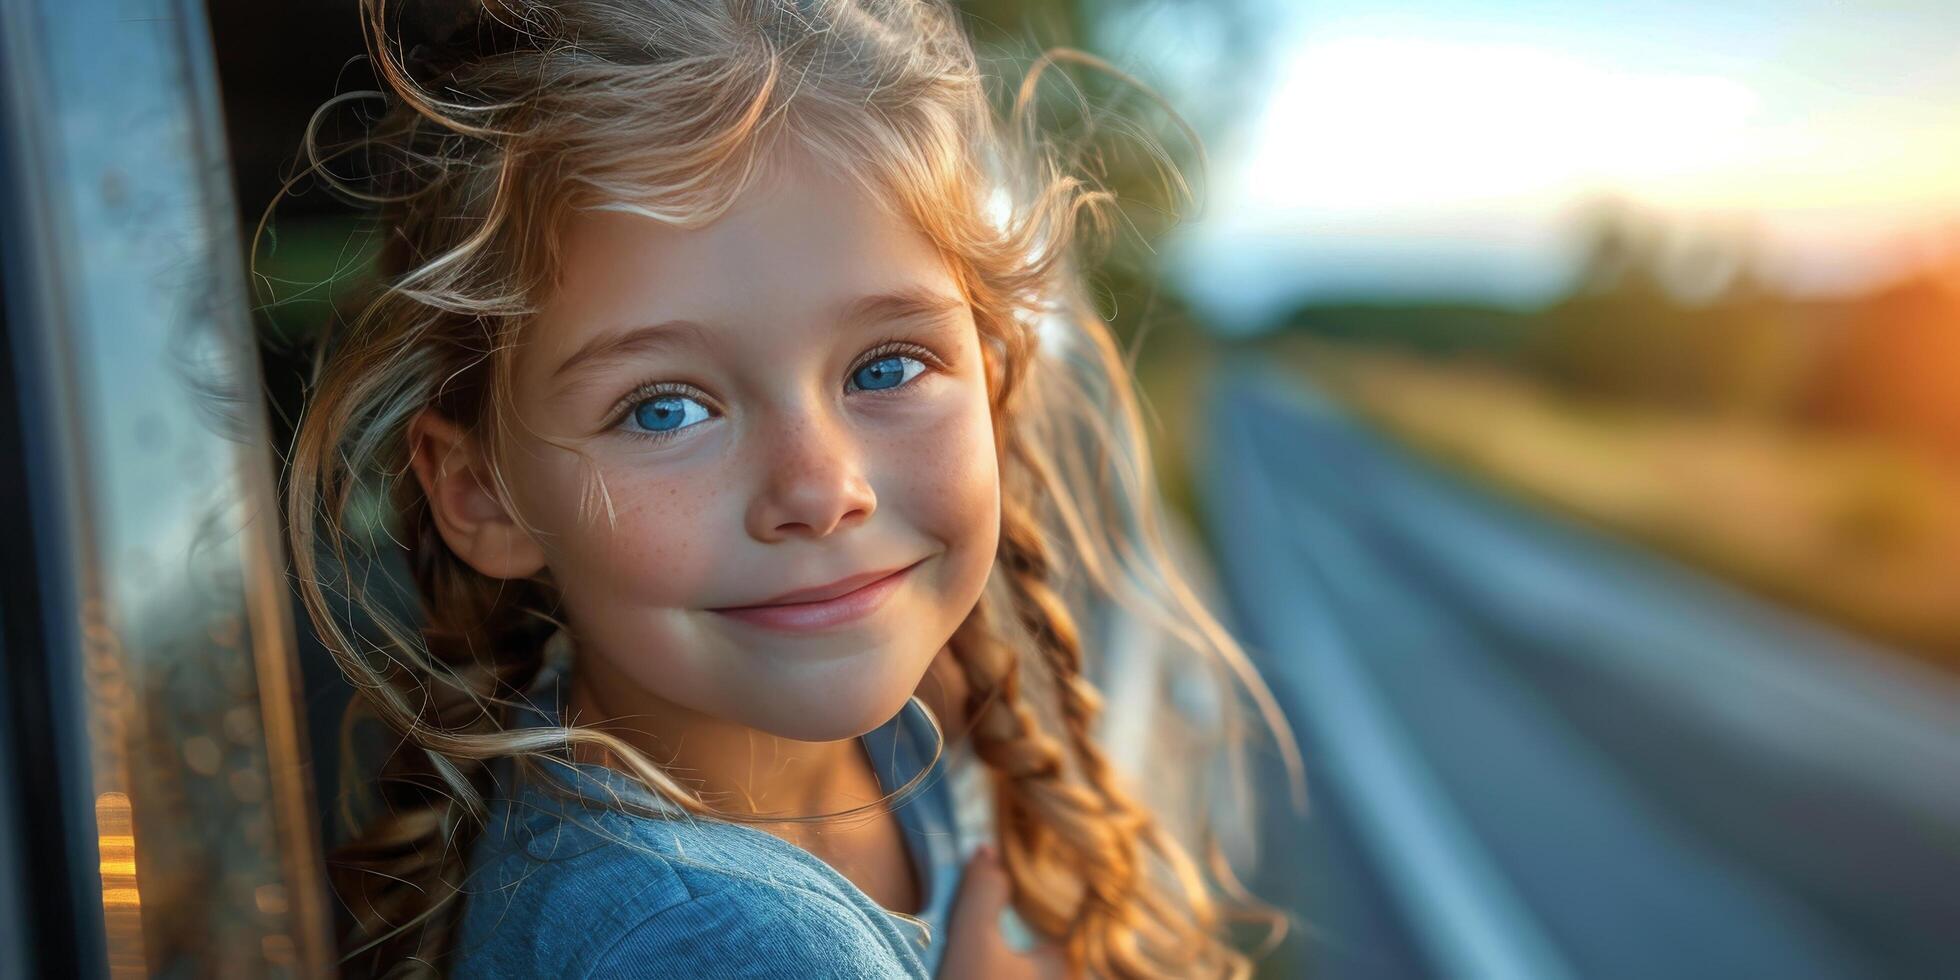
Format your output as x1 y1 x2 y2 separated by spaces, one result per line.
450 790 925 979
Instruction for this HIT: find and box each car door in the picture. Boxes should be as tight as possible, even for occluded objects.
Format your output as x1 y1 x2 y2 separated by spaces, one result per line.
0 0 333 975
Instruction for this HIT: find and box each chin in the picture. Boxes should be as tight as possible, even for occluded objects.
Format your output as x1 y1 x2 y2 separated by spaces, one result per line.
723 620 949 743
771 688 919 743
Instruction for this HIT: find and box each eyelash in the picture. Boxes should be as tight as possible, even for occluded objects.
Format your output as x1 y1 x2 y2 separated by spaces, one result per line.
606 338 946 441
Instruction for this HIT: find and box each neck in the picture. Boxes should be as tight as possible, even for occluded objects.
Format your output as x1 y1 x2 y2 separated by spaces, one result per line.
563 656 864 819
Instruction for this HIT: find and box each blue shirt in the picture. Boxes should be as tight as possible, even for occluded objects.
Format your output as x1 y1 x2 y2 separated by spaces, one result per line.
451 656 965 978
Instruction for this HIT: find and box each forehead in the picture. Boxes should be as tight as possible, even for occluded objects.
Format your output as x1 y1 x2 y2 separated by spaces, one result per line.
529 163 960 364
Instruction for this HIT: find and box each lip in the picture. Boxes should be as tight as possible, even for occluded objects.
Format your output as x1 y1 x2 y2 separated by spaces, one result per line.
710 559 924 633
740 563 918 607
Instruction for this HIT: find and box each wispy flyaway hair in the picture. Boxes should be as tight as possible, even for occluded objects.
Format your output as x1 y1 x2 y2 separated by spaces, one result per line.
270 0 1303 975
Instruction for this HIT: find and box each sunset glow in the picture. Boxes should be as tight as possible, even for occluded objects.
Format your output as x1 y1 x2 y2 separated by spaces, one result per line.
1175 2 1960 324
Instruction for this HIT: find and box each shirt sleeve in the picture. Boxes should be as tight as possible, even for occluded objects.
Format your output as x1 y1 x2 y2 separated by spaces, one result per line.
580 881 917 979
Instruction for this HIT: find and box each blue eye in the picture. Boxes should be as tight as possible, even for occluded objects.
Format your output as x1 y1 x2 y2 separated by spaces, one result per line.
626 393 711 435
850 354 925 392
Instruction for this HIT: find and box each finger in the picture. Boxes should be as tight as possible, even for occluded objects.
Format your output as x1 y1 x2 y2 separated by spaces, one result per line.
944 845 1011 946
938 847 1015 980
939 847 1070 980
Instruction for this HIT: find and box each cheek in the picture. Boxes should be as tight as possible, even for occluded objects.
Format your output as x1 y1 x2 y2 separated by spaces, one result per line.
877 379 1001 559
520 451 727 603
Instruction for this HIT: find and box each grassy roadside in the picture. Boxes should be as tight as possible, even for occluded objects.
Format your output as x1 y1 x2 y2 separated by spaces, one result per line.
1263 335 1960 673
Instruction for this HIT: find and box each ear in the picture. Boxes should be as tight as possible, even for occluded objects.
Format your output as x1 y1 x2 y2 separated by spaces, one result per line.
406 408 548 580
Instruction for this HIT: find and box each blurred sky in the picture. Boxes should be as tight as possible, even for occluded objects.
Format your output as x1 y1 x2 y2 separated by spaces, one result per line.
1159 0 1960 331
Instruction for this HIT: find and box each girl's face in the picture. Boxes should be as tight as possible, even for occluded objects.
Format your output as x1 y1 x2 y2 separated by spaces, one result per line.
486 158 1001 742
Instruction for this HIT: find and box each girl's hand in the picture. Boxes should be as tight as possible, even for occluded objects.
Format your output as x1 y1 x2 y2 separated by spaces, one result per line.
938 846 1070 980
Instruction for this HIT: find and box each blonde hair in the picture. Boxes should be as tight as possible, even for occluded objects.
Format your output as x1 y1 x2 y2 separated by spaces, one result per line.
271 0 1301 975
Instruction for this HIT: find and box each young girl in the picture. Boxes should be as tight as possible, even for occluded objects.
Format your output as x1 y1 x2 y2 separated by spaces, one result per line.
278 0 1298 976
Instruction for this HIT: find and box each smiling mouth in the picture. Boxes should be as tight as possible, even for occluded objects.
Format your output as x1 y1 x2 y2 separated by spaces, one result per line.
709 559 924 632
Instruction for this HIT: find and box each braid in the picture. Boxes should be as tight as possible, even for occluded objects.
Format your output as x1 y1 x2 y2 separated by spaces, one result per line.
948 458 1245 979
998 488 1114 792
270 1 1300 976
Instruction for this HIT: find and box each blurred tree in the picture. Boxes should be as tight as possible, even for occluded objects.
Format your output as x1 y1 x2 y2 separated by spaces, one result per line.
954 0 1287 356
1274 299 1538 360
1528 202 1683 404
1803 274 1960 461
1526 200 1816 421
944 0 1285 525
949 0 1288 522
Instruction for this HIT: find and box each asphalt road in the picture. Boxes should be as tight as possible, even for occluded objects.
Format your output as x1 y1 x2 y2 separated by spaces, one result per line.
1201 363 1960 980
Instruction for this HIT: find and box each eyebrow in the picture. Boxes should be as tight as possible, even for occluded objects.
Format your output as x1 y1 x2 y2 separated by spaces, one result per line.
550 285 968 382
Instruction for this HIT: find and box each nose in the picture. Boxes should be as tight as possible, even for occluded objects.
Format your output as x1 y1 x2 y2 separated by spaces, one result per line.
745 401 877 542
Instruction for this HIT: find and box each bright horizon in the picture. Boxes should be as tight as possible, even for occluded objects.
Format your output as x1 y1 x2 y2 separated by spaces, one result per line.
1166 0 1960 331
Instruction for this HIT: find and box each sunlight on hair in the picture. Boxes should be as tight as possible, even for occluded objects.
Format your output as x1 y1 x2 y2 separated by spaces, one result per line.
268 1 1302 976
